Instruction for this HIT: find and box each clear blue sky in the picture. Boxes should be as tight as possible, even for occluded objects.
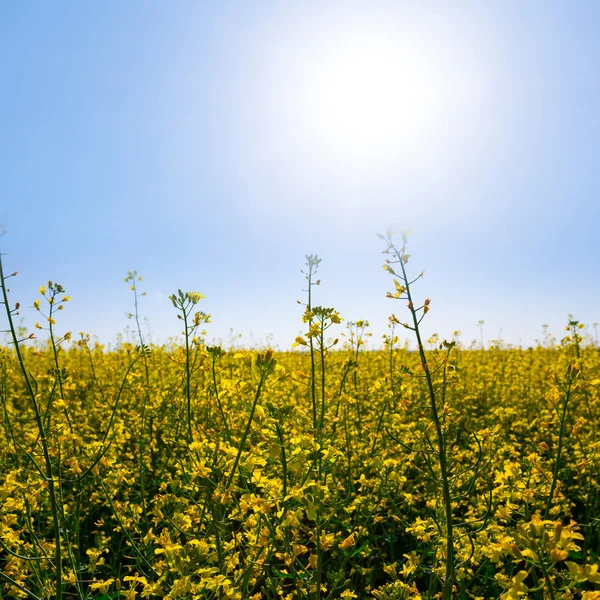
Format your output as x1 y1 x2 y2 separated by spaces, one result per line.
1 1 599 349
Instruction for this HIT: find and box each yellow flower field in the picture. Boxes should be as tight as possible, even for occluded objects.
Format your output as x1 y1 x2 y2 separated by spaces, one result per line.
0 236 599 599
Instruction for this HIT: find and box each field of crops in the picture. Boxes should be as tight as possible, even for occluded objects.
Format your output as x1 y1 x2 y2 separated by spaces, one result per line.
1 236 599 600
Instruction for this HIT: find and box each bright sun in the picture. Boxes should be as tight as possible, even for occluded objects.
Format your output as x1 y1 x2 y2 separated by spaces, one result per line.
312 42 444 160
278 27 454 174
241 16 487 222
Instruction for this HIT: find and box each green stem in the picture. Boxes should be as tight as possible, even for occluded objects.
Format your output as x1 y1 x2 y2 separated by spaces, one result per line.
225 369 269 490
184 307 193 443
0 257 63 600
536 544 557 600
544 375 572 519
212 355 232 444
131 281 150 528
48 309 73 434
394 245 455 600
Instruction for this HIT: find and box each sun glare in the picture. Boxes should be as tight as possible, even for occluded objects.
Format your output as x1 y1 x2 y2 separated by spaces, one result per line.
305 38 446 163
277 28 457 175
249 19 485 218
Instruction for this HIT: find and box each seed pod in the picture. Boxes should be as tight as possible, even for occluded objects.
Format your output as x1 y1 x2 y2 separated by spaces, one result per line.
554 522 563 543
529 523 538 539
542 530 550 547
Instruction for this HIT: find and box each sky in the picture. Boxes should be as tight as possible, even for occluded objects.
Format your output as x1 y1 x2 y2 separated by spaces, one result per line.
1 1 599 350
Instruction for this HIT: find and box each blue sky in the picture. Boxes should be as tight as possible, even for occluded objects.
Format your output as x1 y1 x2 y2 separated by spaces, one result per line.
1 1 599 349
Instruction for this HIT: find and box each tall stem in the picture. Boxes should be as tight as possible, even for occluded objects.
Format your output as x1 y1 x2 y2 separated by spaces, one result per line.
131 279 150 527
544 373 573 519
393 244 455 599
184 308 193 443
48 306 73 434
225 370 268 490
308 271 317 433
0 257 63 600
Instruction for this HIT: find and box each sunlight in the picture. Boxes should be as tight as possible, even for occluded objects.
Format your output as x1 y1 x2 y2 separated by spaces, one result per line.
253 20 473 184
297 31 448 168
245 18 488 221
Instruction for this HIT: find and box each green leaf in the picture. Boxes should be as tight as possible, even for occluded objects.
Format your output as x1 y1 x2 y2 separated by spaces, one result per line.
271 568 294 580
351 542 368 557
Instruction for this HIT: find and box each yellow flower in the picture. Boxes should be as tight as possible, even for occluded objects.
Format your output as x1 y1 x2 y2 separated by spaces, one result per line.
292 336 307 347
550 549 568 562
89 579 114 594
186 291 205 304
340 533 356 550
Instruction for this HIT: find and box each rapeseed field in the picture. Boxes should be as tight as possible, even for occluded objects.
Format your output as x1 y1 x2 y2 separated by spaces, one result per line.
1 234 599 599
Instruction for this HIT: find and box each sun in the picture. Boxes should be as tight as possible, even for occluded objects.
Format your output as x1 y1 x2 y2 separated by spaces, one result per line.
248 18 483 219
285 27 451 173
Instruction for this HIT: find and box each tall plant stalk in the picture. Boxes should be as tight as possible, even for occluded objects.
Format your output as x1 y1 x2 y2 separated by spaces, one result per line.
380 231 455 599
169 290 210 443
0 257 63 599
